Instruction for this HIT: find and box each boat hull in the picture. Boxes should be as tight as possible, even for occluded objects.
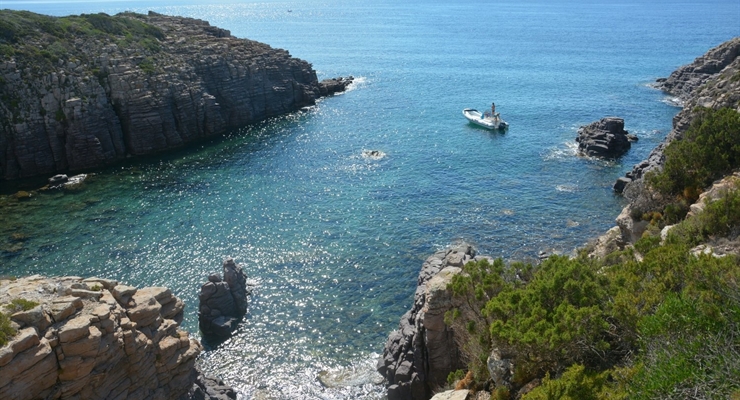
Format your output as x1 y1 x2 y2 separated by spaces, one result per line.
462 108 508 130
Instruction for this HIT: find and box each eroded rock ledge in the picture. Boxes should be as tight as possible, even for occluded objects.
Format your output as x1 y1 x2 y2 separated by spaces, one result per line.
0 275 233 400
0 10 353 180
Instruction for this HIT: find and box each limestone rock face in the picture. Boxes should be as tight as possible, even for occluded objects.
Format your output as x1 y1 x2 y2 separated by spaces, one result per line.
0 11 353 180
576 117 635 159
378 245 473 400
198 258 250 340
0 275 207 400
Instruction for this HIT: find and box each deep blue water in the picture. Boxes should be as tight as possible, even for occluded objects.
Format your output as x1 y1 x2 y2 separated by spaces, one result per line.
1 0 739 398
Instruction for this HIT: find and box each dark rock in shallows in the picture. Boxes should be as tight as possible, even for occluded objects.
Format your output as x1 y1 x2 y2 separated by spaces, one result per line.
180 369 237 400
613 176 632 194
198 258 251 340
576 117 633 159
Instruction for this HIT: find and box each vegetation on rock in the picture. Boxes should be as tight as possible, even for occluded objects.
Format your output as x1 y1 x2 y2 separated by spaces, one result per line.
0 311 14 347
0 10 163 73
445 108 740 398
648 107 740 200
5 297 39 312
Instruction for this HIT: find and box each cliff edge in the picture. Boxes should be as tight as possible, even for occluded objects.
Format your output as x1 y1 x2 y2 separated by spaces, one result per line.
0 275 231 400
0 10 352 180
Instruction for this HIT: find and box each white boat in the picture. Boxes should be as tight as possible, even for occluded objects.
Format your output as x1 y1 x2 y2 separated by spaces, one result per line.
462 108 508 130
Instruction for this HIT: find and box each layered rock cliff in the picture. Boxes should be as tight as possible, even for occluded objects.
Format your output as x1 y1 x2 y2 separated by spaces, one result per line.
614 37 740 195
0 275 230 400
0 10 352 180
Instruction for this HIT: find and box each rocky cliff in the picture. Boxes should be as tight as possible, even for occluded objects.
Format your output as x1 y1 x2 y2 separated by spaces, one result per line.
0 10 352 180
378 245 479 400
0 275 232 400
614 37 740 194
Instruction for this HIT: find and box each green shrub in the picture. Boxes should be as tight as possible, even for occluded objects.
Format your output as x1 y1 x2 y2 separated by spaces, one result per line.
0 312 15 347
648 107 740 197
522 364 622 400
138 57 156 75
633 233 661 255
5 298 39 313
665 187 740 247
55 109 66 122
446 258 513 383
485 256 613 375
446 369 466 386
628 289 740 399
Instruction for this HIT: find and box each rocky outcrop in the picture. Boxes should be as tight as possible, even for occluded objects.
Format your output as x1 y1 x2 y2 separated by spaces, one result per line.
0 275 234 400
0 11 353 180
608 37 740 245
654 37 740 102
198 258 250 340
576 117 636 159
378 245 477 400
615 37 740 194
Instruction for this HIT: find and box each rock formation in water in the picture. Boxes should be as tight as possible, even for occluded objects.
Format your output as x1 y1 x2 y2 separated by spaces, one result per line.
198 258 250 340
614 37 740 194
0 10 353 180
576 117 636 159
0 275 234 400
378 245 478 400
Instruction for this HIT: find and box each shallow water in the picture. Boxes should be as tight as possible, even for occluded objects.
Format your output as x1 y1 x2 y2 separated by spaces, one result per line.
1 0 739 398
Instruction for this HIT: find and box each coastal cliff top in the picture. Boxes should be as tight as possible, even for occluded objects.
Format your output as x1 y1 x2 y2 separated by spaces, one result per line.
0 10 295 76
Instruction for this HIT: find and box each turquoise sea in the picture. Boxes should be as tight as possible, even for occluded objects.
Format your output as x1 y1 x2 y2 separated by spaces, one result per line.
1 0 739 398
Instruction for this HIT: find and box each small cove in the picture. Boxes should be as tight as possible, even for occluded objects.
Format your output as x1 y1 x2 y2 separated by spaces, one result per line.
1 0 739 398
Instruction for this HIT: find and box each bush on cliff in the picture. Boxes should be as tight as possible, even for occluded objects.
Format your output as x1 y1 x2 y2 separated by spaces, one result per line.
521 364 625 400
0 10 163 72
446 231 740 398
446 257 514 382
628 289 740 399
0 312 15 347
484 256 616 378
648 107 740 199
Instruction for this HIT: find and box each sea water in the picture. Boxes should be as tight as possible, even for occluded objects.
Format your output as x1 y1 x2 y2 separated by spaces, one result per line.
1 0 738 398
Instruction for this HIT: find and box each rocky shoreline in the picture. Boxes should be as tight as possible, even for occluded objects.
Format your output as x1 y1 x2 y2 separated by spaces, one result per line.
0 274 235 399
0 11 352 180
613 37 740 194
378 36 740 400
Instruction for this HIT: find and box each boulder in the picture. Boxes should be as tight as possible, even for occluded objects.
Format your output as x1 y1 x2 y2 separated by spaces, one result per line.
198 258 251 340
576 117 634 159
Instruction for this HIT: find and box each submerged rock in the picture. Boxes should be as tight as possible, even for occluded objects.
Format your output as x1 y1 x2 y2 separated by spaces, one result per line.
362 149 386 160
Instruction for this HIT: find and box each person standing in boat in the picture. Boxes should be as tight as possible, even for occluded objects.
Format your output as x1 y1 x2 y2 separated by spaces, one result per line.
491 102 496 115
